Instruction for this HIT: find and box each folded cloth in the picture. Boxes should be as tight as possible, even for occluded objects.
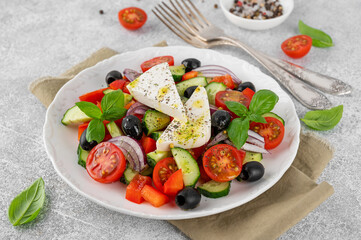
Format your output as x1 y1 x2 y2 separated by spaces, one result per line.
29 45 334 240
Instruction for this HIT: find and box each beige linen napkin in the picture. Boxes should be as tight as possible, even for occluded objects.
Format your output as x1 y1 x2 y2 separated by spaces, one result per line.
30 46 334 240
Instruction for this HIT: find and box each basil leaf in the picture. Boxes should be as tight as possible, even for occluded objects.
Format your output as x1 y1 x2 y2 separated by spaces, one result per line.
101 90 124 113
298 20 333 48
8 178 45 226
225 101 248 117
248 113 267 123
227 118 249 150
103 108 127 121
301 105 343 131
86 119 105 143
75 102 102 119
249 90 279 115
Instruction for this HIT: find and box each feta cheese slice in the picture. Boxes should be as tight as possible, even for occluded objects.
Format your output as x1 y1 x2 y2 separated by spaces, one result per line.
126 62 187 122
156 86 211 151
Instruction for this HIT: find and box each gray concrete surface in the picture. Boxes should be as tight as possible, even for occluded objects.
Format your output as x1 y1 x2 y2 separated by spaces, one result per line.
1 0 360 239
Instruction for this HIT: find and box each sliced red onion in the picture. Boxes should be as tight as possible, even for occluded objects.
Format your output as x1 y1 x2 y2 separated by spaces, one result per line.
126 102 150 116
209 104 219 115
248 130 264 142
194 65 242 84
207 131 228 148
108 136 148 172
123 68 141 82
246 136 265 148
224 139 269 154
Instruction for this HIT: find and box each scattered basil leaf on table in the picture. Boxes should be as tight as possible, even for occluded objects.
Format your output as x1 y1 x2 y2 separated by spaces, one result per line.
301 105 343 131
75 102 103 119
8 178 45 226
298 20 334 48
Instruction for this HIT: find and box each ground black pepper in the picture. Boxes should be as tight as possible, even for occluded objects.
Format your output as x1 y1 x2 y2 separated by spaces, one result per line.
99 10 104 15
229 0 283 20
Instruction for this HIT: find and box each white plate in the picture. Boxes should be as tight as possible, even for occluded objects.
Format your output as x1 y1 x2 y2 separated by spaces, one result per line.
43 46 300 220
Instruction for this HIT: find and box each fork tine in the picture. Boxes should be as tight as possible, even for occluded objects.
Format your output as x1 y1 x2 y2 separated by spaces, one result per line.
168 0 199 32
180 0 207 28
173 0 202 30
185 0 211 26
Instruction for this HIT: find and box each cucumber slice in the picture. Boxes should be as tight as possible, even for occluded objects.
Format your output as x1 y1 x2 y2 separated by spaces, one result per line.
180 96 188 105
150 131 164 141
171 147 200 187
205 82 227 105
197 180 231 198
170 65 186 82
140 166 153 176
103 89 114 94
262 112 285 125
243 151 263 164
143 110 170 136
147 150 171 168
106 121 123 137
176 76 208 96
77 145 89 169
122 165 138 184
61 105 92 126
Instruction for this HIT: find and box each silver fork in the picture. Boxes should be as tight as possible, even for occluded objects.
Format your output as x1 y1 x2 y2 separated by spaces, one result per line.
153 0 352 110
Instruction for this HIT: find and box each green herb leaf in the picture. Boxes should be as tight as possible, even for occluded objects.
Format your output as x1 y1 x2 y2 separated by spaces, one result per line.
86 119 105 143
8 178 45 226
248 113 267 123
227 118 249 149
301 105 343 131
225 101 248 117
75 102 102 119
249 90 279 115
298 20 334 48
101 90 124 113
103 108 127 121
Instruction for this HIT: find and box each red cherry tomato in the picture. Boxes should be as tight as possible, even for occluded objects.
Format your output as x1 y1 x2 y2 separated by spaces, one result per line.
203 144 245 182
86 142 126 183
281 35 312 59
118 7 147 30
140 56 174 72
250 117 285 150
215 90 251 114
209 74 235 89
153 157 178 192
163 169 184 196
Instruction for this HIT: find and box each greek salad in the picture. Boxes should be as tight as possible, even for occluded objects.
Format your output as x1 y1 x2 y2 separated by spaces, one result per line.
61 56 285 210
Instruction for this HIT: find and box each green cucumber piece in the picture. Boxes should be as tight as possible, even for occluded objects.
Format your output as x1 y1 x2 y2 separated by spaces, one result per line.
106 121 123 137
176 76 208 96
140 166 153 176
77 145 89 169
143 110 170 136
103 89 114 94
243 151 263 164
122 165 138 184
262 112 285 125
180 96 188 105
61 105 92 126
197 180 230 198
147 150 171 168
150 131 164 141
170 65 186 82
205 82 227 105
171 147 200 187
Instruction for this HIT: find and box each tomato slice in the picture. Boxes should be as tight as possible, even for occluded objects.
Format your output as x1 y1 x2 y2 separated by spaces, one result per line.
125 174 152 204
140 136 156 154
141 185 169 207
78 123 89 141
197 158 211 182
109 79 131 94
250 117 285 150
181 71 198 81
118 7 147 30
215 90 251 114
79 88 108 104
140 56 174 72
187 145 207 160
153 157 178 192
281 35 312 59
203 144 245 182
86 142 126 183
242 88 255 100
209 74 235 89
163 169 184 196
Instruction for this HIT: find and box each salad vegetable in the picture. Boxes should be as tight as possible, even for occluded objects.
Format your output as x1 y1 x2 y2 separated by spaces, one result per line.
61 55 286 210
118 7 147 31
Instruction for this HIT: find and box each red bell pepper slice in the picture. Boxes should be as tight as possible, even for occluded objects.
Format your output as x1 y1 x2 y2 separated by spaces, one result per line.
79 88 108 104
163 169 184 196
140 136 157 154
78 123 89 141
242 87 255 100
181 71 198 81
141 185 169 207
125 174 152 204
109 80 131 94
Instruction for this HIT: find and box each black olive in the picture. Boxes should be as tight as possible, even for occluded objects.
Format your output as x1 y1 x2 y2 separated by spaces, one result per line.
184 86 198 98
239 161 264 182
211 110 231 130
121 115 143 140
181 58 201 72
105 70 123 85
79 128 98 151
237 82 256 92
175 187 201 210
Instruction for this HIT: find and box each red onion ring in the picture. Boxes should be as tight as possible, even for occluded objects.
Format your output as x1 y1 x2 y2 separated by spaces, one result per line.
207 131 228 148
123 68 141 82
126 102 150 116
194 65 242 84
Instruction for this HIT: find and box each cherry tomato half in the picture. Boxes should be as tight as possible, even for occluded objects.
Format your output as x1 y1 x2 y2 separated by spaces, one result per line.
250 117 285 150
281 35 312 59
118 7 147 30
86 142 126 183
140 56 174 72
215 90 251 112
153 157 178 192
203 144 245 182
209 74 235 89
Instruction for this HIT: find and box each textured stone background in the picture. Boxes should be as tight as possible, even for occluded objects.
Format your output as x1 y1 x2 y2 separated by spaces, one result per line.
1 0 361 239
